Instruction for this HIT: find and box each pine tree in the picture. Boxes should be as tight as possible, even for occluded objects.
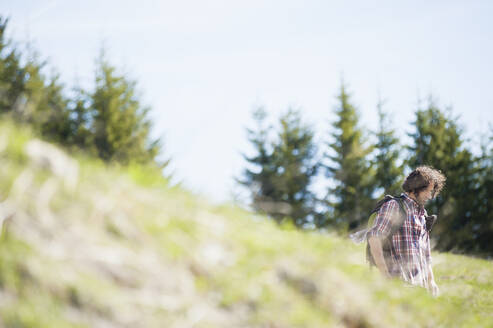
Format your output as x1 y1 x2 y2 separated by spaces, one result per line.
373 97 403 197
33 72 72 144
323 82 374 231
0 17 72 143
89 51 163 166
460 128 493 255
67 84 94 150
238 107 319 227
475 129 493 254
0 16 28 114
0 16 169 172
407 96 479 251
270 108 319 227
237 107 280 215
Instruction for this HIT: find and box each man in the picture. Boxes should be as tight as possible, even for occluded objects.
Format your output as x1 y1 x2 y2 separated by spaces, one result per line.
367 165 446 296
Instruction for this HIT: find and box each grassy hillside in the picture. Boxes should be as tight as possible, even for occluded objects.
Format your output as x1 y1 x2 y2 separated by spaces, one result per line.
0 120 492 328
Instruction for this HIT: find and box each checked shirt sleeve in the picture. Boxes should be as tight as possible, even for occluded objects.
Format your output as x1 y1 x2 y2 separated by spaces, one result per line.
367 199 400 239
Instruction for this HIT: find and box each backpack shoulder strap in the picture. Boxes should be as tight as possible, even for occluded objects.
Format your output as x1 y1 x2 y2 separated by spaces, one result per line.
366 195 408 267
371 195 395 214
371 195 408 234
388 195 407 235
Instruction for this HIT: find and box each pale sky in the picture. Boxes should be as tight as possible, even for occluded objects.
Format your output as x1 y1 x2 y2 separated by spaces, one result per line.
3 0 493 204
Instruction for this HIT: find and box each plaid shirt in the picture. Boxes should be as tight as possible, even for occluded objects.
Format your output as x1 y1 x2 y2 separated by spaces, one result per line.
367 193 432 287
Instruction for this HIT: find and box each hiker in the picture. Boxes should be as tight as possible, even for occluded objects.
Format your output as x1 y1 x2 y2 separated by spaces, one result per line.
367 166 446 296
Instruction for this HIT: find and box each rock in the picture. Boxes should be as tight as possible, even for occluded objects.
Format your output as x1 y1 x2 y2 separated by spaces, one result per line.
25 139 79 190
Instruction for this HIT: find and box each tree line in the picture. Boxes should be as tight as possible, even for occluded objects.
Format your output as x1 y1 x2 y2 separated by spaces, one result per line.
238 83 493 256
2 15 492 256
0 17 167 169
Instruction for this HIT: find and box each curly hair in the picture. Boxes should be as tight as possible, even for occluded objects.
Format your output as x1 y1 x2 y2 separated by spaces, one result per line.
402 165 446 198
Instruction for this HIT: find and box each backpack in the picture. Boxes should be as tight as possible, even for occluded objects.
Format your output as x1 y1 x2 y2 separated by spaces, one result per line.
366 195 407 267
365 195 438 267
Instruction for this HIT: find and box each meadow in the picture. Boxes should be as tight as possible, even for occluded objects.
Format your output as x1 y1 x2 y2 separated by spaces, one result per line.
0 120 491 328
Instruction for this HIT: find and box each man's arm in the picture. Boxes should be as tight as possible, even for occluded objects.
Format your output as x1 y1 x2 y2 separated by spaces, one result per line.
427 264 435 283
427 263 439 296
368 236 391 278
425 233 439 296
367 199 399 278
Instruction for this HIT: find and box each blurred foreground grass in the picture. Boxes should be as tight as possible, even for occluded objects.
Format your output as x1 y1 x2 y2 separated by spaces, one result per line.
0 120 492 327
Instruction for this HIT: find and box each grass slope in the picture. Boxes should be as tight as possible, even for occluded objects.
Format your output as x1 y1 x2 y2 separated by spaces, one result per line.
0 120 492 327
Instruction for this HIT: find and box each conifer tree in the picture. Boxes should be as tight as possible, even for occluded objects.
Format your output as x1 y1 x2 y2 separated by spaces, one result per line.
238 107 319 227
89 51 162 166
323 82 374 231
237 107 280 215
407 97 479 251
0 17 72 143
32 73 72 144
474 130 493 254
373 97 403 197
0 16 169 172
0 16 27 114
67 85 94 150
270 108 319 227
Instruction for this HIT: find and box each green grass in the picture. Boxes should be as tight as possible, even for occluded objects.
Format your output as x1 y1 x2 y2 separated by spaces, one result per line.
0 119 492 327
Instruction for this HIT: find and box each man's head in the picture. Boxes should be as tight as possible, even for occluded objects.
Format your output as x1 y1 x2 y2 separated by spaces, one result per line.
402 166 446 206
